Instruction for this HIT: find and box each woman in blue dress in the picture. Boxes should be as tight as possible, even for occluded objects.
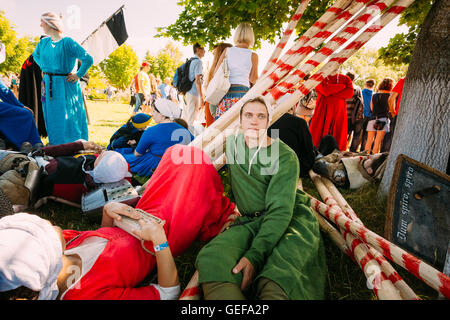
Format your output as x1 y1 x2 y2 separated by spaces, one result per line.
33 12 93 145
120 99 194 177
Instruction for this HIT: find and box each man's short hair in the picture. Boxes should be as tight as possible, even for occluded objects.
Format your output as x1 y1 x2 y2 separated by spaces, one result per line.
365 79 375 88
193 43 203 54
346 72 355 81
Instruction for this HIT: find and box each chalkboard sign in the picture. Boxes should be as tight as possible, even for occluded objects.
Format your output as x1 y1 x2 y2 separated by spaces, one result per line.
385 154 450 271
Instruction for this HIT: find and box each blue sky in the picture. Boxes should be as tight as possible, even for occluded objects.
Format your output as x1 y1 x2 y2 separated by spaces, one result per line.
2 0 408 73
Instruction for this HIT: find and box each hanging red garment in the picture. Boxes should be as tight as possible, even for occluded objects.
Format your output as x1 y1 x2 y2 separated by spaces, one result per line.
309 74 354 151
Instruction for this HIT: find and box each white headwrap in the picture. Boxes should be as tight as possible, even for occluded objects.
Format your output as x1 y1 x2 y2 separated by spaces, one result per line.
84 151 132 184
234 96 274 174
0 42 5 64
0 213 63 300
154 99 182 121
41 12 64 33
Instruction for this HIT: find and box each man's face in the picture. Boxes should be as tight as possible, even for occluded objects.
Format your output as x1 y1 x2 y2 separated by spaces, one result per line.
196 47 205 58
241 101 269 138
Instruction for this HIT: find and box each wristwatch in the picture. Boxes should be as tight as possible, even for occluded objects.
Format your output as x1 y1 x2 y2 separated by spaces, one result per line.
154 241 169 252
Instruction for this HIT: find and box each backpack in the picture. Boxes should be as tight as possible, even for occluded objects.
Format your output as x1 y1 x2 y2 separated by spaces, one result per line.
173 57 198 94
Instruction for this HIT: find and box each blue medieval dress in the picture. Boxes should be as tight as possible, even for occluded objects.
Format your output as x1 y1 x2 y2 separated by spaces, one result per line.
0 79 42 149
33 37 93 145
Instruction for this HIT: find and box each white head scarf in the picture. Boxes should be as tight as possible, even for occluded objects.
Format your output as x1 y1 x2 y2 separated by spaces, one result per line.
154 99 182 121
41 12 64 33
0 42 5 64
85 151 132 184
0 213 63 300
234 96 274 175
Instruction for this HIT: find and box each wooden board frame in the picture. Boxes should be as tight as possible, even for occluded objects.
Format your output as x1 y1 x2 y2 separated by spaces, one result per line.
385 154 450 271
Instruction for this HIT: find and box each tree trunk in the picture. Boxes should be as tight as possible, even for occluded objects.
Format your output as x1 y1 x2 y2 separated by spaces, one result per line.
379 0 450 197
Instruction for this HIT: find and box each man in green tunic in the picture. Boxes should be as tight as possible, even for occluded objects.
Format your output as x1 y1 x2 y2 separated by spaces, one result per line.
196 96 327 300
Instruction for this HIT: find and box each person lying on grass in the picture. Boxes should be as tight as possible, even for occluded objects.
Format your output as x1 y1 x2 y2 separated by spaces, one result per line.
0 143 238 300
0 209 179 300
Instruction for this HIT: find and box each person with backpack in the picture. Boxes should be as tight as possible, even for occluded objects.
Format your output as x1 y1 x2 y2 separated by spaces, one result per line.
345 72 365 152
174 43 205 130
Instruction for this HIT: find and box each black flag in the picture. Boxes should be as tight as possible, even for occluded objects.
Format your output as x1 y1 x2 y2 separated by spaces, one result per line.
82 6 129 65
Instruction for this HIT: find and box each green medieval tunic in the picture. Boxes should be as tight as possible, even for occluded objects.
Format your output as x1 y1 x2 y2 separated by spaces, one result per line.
196 133 327 300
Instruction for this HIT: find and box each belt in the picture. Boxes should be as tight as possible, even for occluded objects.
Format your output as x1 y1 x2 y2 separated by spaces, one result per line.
44 73 69 99
225 210 266 231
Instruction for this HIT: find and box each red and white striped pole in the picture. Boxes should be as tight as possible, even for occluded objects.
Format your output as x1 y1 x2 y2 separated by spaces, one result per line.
310 171 405 299
267 0 394 100
311 171 419 299
270 0 416 123
199 0 416 165
261 0 311 76
190 0 362 150
262 0 373 85
309 195 450 298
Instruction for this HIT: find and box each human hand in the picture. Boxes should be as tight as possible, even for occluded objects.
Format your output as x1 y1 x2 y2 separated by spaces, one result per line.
66 73 80 83
127 140 137 146
82 141 103 153
232 257 255 291
23 106 34 114
102 202 142 227
132 218 167 245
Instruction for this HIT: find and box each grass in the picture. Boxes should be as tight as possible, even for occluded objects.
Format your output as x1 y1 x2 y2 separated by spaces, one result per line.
31 101 438 300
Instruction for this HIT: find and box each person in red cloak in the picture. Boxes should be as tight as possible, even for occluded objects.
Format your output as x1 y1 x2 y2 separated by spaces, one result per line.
309 73 354 151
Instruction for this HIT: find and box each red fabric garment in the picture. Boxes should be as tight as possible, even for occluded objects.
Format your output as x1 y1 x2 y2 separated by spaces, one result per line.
61 228 160 300
392 77 405 115
136 144 236 257
309 74 354 151
61 145 235 300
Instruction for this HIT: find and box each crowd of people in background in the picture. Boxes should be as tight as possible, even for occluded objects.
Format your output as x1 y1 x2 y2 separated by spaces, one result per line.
0 15 409 301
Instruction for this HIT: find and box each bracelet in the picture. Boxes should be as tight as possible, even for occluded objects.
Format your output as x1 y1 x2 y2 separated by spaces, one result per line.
154 241 169 252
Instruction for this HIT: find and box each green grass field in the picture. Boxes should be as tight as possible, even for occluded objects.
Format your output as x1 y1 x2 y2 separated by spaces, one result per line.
31 101 438 300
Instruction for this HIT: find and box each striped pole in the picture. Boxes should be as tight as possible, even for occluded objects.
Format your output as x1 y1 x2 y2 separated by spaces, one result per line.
267 0 395 100
309 195 450 298
270 0 416 123
197 0 415 166
261 0 311 76
310 171 403 299
310 171 419 299
190 0 362 150
262 0 373 85
319 177 418 300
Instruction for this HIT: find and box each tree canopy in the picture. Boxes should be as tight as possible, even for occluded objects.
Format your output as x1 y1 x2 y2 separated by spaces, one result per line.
342 48 408 88
378 0 434 66
0 11 37 75
144 42 184 81
157 0 431 66
99 44 139 90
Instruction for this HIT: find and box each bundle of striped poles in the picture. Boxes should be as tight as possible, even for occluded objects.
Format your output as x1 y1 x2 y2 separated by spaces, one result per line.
179 0 419 299
309 193 450 298
191 0 416 167
309 171 419 300
260 0 311 77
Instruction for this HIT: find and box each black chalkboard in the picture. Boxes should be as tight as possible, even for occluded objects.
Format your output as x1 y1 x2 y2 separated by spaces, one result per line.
385 154 450 271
